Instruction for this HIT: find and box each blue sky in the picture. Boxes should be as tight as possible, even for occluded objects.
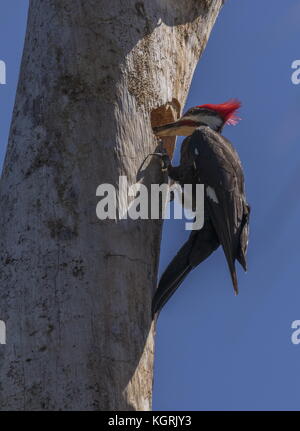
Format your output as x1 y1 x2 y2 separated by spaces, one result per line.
1 1 300 411
154 1 300 410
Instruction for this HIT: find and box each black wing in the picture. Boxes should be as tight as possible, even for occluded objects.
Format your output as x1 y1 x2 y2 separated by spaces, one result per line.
188 126 250 294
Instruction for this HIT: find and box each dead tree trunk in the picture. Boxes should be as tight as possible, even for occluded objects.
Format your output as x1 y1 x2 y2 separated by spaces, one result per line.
0 0 222 411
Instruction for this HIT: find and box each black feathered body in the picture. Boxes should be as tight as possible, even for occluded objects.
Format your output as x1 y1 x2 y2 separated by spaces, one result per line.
152 126 250 317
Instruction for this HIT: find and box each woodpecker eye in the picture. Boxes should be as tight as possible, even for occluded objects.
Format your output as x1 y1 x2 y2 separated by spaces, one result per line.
184 107 202 116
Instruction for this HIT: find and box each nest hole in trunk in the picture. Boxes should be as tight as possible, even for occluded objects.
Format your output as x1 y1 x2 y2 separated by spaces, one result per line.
150 98 181 159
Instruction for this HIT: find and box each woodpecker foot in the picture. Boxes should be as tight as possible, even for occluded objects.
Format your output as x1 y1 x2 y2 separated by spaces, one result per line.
150 152 170 171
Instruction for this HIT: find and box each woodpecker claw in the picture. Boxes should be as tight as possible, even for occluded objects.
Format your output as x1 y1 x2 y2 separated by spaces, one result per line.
150 152 170 171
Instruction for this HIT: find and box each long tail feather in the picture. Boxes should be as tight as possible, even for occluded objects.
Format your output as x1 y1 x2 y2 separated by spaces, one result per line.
152 237 195 318
152 263 192 318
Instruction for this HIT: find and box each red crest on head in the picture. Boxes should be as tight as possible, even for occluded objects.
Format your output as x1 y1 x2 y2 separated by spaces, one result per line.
197 99 242 125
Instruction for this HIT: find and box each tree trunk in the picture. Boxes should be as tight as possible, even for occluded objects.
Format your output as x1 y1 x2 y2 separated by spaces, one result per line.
0 0 222 411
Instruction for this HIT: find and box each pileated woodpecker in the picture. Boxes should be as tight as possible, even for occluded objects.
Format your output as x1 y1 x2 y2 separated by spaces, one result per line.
152 100 250 317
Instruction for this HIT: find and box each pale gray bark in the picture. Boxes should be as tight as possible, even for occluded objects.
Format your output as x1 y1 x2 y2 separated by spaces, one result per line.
0 0 222 411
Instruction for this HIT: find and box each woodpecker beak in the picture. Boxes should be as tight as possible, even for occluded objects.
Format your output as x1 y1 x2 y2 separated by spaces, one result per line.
153 117 199 137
